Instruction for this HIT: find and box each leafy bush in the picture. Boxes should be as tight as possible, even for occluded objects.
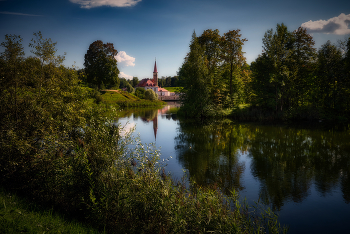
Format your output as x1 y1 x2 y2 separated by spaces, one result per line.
135 87 145 99
144 89 158 101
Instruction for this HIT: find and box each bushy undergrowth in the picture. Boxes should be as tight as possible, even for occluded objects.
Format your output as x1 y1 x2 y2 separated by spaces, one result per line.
0 188 100 234
0 106 288 233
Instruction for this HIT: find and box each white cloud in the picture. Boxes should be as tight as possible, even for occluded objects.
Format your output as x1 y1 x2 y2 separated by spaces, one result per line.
70 0 141 9
115 51 135 67
301 13 350 35
119 71 133 80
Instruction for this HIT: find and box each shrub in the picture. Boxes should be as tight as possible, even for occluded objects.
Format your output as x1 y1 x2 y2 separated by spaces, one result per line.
135 87 145 99
126 83 134 93
144 89 158 101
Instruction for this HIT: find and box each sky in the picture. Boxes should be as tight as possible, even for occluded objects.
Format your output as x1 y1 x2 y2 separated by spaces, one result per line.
1 0 350 80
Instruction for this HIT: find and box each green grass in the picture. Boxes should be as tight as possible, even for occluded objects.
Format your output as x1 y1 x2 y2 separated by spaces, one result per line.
100 90 166 107
163 87 183 92
0 188 100 234
101 90 131 103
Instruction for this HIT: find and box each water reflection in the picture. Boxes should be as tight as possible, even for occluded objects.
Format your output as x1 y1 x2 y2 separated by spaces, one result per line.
175 121 350 210
118 108 350 232
175 120 247 194
121 107 178 141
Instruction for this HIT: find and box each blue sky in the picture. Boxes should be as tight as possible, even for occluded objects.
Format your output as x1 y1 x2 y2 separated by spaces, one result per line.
1 0 350 79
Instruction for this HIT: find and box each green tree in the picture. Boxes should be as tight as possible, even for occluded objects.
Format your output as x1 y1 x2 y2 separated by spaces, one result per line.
0 34 25 123
144 89 158 101
179 32 211 118
132 76 139 87
252 24 317 117
198 29 225 107
29 31 65 67
0 33 88 189
221 30 247 99
165 77 172 87
126 82 134 93
342 37 350 117
135 87 145 99
84 40 120 89
315 41 343 119
171 76 179 87
119 78 129 89
285 27 316 115
262 23 294 112
251 54 276 109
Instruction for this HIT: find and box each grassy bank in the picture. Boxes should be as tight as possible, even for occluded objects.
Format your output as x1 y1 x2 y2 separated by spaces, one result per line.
100 90 166 108
163 87 183 93
0 188 100 234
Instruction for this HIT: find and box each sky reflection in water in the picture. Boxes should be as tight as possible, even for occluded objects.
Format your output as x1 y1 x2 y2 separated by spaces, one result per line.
118 106 350 234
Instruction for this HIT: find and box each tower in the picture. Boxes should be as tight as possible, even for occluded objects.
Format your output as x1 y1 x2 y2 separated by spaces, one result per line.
153 60 158 86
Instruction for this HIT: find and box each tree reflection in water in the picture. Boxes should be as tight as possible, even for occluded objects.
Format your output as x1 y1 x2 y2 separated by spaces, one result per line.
175 120 350 210
175 120 247 195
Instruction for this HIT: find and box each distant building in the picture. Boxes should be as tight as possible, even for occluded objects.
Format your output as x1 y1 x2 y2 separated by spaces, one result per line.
135 60 169 96
135 60 179 100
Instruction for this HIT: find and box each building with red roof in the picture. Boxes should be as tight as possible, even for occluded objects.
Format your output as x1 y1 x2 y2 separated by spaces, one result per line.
135 60 173 99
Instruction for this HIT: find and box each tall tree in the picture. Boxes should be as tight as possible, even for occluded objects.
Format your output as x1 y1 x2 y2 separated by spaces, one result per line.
288 27 316 109
84 40 119 89
132 76 139 87
342 37 350 118
222 30 247 99
0 34 25 123
251 54 276 109
29 31 65 67
262 23 294 112
179 32 210 118
198 29 224 107
316 41 343 119
29 31 66 97
255 23 316 114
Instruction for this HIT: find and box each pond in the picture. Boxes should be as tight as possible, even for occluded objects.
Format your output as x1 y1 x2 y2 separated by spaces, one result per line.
117 104 350 234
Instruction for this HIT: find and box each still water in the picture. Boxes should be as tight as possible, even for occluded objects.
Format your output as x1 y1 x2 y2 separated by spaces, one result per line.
118 105 350 234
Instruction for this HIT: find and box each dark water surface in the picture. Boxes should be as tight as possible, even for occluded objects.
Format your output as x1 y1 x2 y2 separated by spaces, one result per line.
118 105 350 234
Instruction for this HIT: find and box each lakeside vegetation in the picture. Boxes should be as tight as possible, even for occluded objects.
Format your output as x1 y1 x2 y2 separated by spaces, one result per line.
0 32 288 233
99 90 165 108
0 188 100 233
178 25 350 123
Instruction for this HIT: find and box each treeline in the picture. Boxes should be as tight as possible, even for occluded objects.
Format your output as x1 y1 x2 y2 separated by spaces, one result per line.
119 76 180 89
158 76 180 87
179 24 350 122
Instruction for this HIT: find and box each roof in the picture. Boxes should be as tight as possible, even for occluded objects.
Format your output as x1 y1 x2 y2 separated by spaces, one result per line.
136 78 155 87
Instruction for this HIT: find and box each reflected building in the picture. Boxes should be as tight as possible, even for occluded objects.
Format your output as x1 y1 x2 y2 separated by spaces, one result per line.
153 114 158 140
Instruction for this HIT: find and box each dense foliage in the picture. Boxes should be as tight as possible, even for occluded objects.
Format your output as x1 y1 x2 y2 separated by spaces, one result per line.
144 89 158 101
84 40 120 89
158 75 180 87
179 25 350 122
0 32 287 233
178 30 250 118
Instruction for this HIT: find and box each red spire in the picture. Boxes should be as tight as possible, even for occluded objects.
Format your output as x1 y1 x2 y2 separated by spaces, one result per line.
154 60 157 73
